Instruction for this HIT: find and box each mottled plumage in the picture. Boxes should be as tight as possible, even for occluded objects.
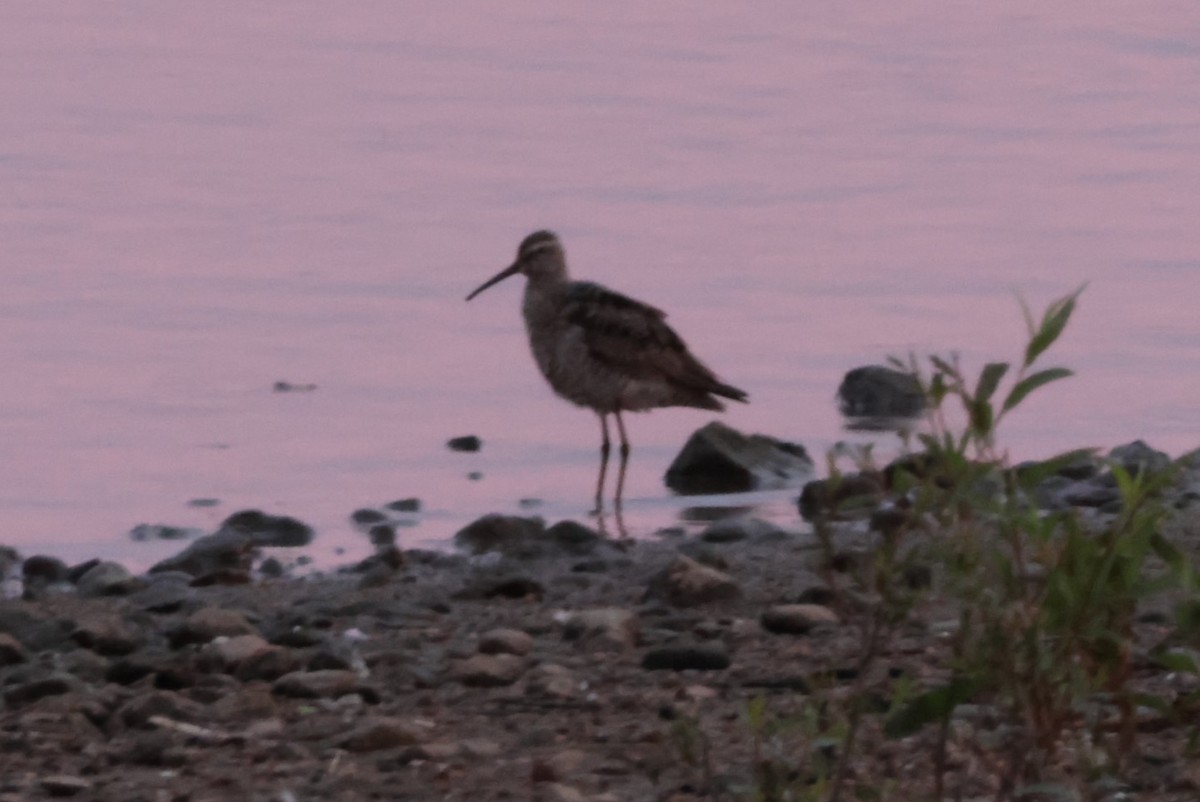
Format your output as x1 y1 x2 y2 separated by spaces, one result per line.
466 230 748 509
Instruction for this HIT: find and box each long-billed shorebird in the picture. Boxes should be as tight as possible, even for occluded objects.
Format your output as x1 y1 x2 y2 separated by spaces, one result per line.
466 230 748 510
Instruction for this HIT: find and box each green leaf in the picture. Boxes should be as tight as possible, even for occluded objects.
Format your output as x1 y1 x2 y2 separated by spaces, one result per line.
974 362 1009 404
969 398 994 437
1024 285 1086 367
1152 649 1200 674
1000 367 1073 413
884 677 978 738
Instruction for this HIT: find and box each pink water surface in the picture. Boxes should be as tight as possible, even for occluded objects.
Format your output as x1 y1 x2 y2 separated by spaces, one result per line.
1 4 1197 568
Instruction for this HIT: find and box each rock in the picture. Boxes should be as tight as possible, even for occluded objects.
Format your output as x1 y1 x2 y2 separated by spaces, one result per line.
70 612 143 655
272 670 377 701
149 529 254 579
645 555 740 607
39 775 93 797
479 628 534 656
455 574 546 601
128 523 200 541
234 644 302 681
837 365 925 419
386 497 421 512
533 749 588 782
1109 440 1172 477
1035 476 1120 510
525 663 578 699
3 673 81 707
0 632 29 665
545 520 604 555
0 607 75 652
798 473 886 519
642 642 731 672
22 554 69 583
561 608 639 650
221 509 314 547
204 634 272 669
447 435 482 452
368 524 396 547
171 607 259 647
128 576 195 613
112 689 204 730
460 737 502 757
452 653 526 687
352 508 388 528
454 514 546 556
664 421 813 494
760 604 840 635
536 783 586 802
341 716 425 752
700 516 786 544
273 380 317 392
75 561 144 597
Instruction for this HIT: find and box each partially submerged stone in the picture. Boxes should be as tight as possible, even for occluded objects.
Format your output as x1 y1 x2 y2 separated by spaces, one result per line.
665 421 813 494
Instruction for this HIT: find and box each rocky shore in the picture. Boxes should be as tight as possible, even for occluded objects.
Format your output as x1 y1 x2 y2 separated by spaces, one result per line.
1 440 1199 801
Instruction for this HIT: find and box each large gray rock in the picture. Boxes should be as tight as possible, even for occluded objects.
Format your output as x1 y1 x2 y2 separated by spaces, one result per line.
149 529 254 579
837 365 925 419
665 421 813 494
76 561 144 597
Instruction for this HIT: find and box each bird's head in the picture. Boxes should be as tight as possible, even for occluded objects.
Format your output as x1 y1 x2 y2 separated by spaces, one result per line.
466 230 566 301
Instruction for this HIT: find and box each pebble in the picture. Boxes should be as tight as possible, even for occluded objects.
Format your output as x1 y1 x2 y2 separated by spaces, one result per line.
447 435 482 452
561 608 639 650
760 604 840 635
641 642 731 672
172 607 260 646
205 634 273 669
644 555 740 607
38 775 92 797
525 663 579 699
0 632 29 666
272 669 378 701
478 627 534 656
452 653 526 687
341 716 425 752
70 612 143 656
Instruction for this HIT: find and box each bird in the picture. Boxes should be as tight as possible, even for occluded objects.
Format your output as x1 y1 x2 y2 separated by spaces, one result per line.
465 230 748 510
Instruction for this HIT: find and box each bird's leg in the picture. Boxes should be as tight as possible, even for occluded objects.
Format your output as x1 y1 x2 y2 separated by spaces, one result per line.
613 410 630 511
593 413 611 515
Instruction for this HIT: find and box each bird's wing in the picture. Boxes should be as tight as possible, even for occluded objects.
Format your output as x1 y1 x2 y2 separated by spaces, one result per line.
563 281 726 390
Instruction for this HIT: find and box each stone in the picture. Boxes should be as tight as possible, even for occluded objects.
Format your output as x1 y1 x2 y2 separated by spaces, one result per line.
172 607 259 647
452 653 525 687
0 632 29 665
205 634 272 669
351 507 388 525
760 604 840 635
642 642 731 672
3 673 80 707
221 509 314 547
272 670 376 701
544 519 604 555
0 606 74 652
128 523 200 541
699 516 786 544
22 554 69 583
525 663 578 699
234 644 302 681
39 775 92 797
837 365 925 418
128 576 195 613
341 716 425 752
70 612 143 655
386 497 421 512
447 435 482 452
798 473 886 520
75 561 144 597
454 514 546 556
149 529 254 579
479 628 534 656
536 783 586 802
645 555 740 607
664 421 813 494
1109 440 1172 477
112 690 204 730
561 608 639 650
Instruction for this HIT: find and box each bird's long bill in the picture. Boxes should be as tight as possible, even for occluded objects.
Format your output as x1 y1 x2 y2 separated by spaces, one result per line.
465 262 520 301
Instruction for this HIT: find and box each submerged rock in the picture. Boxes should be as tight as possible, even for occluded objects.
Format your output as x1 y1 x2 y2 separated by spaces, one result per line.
664 421 813 494
447 435 482 452
837 365 925 419
220 509 314 547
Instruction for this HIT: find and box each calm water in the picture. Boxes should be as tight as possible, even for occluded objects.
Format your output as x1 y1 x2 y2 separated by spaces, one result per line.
2 4 1198 569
